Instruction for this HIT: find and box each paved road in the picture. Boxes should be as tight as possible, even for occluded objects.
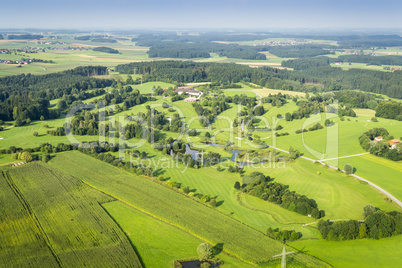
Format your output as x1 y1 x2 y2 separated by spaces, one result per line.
268 145 402 209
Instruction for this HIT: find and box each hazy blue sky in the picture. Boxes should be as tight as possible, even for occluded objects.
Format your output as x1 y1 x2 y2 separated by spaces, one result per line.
1 0 401 29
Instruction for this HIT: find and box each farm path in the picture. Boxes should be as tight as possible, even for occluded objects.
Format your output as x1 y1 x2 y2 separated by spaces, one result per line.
268 145 402 209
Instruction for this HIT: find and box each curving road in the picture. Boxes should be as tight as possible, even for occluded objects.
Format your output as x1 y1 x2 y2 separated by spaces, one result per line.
268 145 402 209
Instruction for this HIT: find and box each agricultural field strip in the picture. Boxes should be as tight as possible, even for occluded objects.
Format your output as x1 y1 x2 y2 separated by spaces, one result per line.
268 145 402 208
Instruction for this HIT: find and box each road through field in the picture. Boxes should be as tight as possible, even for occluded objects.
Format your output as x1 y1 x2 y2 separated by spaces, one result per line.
268 145 402 209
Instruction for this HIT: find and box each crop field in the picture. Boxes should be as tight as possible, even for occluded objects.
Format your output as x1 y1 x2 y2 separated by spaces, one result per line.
0 162 142 267
49 151 330 267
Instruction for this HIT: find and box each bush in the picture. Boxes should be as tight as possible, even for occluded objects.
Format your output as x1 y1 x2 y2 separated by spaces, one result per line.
33 131 38 137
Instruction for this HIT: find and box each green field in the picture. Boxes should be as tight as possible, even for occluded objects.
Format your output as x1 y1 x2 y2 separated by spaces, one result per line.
290 236 402 268
0 162 142 267
104 201 256 268
49 151 330 267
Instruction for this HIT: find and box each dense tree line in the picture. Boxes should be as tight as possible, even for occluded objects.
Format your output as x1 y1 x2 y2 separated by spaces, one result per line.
268 45 335 58
7 34 43 40
91 39 117 43
359 128 402 161
336 55 402 66
318 208 402 241
239 172 324 218
0 34 3 40
145 41 267 60
93 47 119 54
131 33 271 43
282 55 402 70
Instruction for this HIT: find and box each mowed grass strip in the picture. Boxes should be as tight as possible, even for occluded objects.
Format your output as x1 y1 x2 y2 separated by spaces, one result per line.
49 151 330 267
5 162 142 268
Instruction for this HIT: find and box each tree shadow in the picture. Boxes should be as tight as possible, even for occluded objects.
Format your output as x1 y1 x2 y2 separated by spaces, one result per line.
153 168 165 176
353 167 357 174
216 200 224 207
211 243 224 256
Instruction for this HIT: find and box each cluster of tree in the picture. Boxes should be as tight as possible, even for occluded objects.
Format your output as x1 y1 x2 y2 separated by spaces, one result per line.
268 45 335 58
228 165 243 173
359 128 402 161
318 206 402 241
238 172 324 218
193 99 230 126
7 34 43 40
0 34 3 40
375 101 402 120
262 93 289 107
93 47 119 54
154 138 186 155
0 66 112 122
11 151 33 162
266 227 302 242
333 90 379 109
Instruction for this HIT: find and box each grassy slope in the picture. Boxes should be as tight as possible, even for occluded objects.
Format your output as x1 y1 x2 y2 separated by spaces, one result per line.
290 236 402 268
49 151 329 267
1 162 142 267
104 201 255 268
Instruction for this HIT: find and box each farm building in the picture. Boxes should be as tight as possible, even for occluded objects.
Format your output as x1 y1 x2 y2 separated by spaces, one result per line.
184 97 198 102
374 136 383 141
175 87 203 97
389 139 400 149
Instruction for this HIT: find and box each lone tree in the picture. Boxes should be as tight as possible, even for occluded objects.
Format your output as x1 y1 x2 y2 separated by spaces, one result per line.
234 181 241 190
344 163 353 174
197 243 212 261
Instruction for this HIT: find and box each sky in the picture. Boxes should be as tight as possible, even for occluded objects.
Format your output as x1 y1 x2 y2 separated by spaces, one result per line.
1 0 402 30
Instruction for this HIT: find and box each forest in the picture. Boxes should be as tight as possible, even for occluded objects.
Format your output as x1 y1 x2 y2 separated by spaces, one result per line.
145 41 268 60
116 61 402 98
0 66 112 122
